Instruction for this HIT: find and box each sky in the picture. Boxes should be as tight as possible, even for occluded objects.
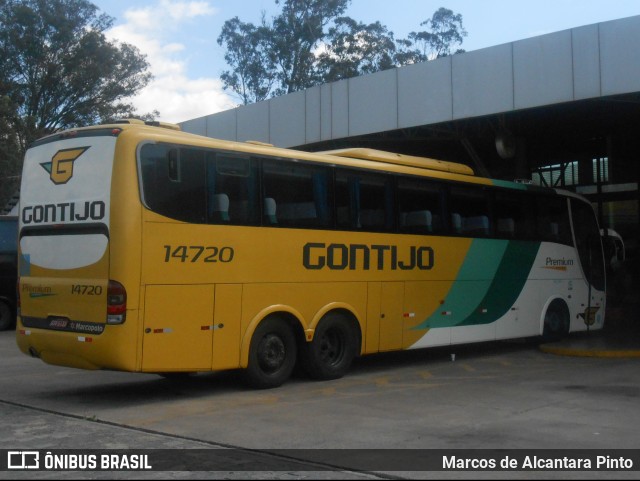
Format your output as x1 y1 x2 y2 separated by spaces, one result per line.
90 0 640 124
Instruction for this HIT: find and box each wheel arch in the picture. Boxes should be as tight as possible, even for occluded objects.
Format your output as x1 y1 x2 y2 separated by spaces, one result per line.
240 305 305 368
240 302 365 368
540 296 571 337
310 305 363 356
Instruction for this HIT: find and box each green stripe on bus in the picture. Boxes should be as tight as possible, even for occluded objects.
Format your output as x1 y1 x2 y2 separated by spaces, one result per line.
491 179 528 190
416 239 507 329
458 241 540 326
414 240 540 329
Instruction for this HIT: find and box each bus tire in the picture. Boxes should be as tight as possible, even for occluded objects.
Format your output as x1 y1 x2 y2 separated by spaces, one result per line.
542 299 570 342
301 313 358 381
245 316 297 389
0 299 14 331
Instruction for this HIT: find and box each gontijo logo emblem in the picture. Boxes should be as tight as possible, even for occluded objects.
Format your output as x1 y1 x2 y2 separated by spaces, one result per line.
40 147 90 185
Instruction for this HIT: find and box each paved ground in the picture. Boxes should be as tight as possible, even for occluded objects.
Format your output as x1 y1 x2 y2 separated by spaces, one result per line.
540 297 640 358
1 294 639 479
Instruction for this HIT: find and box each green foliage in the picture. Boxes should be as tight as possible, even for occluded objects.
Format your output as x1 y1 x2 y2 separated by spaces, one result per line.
318 17 397 83
218 16 276 104
0 0 153 209
218 0 351 102
217 1 468 104
269 0 350 95
407 7 468 60
0 95 21 211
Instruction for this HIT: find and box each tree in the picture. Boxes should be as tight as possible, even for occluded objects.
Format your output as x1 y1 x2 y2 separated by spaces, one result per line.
0 0 153 209
217 2 468 103
218 0 350 102
268 0 350 95
406 7 467 61
0 95 21 210
218 16 276 104
318 17 396 83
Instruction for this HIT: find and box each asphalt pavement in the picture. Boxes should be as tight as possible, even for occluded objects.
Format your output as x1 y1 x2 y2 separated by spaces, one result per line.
1 271 639 479
540 295 640 358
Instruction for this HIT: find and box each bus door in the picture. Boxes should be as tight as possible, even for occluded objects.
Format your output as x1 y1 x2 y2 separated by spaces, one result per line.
570 199 606 324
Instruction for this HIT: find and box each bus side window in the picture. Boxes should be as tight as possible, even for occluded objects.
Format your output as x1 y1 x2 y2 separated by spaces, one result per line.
336 170 394 232
494 191 536 240
262 159 332 229
172 148 206 223
139 144 206 223
206 153 259 226
448 186 491 237
398 177 444 234
537 196 572 245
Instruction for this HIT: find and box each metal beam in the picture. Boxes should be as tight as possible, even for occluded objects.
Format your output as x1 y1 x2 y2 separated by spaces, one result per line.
460 138 491 178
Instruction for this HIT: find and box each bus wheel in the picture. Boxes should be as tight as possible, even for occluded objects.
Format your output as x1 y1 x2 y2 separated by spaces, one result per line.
302 313 358 380
0 299 14 331
245 317 296 389
542 299 570 342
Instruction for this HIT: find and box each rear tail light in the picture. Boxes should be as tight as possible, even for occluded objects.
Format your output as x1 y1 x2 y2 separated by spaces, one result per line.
107 280 126 324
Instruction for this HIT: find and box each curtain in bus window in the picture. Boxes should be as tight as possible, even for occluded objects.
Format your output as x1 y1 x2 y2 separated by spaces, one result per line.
312 172 331 225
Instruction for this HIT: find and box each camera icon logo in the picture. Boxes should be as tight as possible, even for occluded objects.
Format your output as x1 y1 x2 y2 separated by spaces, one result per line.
7 451 40 469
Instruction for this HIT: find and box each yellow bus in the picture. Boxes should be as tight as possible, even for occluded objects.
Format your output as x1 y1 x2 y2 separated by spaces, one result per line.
17 120 606 388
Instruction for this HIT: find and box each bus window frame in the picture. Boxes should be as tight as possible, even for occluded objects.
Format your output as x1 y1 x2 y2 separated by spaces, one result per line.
137 141 577 248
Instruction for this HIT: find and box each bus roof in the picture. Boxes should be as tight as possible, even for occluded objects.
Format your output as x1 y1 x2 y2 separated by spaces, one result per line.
31 121 573 194
318 148 475 176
